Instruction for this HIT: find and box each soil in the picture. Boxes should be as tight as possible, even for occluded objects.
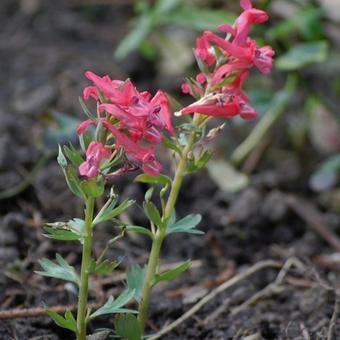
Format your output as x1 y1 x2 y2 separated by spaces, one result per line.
1 1 340 339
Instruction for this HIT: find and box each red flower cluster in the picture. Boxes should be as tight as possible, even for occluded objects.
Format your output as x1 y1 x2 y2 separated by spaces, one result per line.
181 0 274 120
77 71 174 178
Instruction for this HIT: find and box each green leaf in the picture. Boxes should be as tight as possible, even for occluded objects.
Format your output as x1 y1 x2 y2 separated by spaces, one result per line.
162 6 235 31
57 145 68 167
276 41 329 71
63 144 84 167
143 201 163 228
80 177 105 198
126 265 146 302
46 309 77 333
43 218 84 241
68 218 85 234
89 259 119 275
93 199 134 225
114 314 142 340
134 174 171 187
79 97 94 119
62 165 85 199
195 151 213 170
163 136 182 155
154 260 191 284
89 290 136 320
79 131 93 153
36 254 79 284
126 225 153 239
144 187 154 202
115 15 153 60
167 214 203 235
43 223 81 241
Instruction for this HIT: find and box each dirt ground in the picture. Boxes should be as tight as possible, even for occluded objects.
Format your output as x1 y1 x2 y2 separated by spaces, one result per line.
1 1 340 339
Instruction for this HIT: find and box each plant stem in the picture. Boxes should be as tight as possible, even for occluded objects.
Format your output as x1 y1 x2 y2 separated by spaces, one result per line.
138 117 199 332
76 198 95 340
137 228 165 331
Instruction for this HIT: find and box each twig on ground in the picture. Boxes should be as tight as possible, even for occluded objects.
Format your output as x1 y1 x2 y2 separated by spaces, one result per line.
203 297 231 325
231 257 305 316
327 294 340 340
286 195 340 252
148 260 281 340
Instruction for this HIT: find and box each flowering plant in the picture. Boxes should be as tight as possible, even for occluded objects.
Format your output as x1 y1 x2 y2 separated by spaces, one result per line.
37 1 274 339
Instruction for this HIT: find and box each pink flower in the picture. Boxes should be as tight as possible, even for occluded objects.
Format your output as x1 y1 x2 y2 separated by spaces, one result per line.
83 86 99 101
181 100 240 118
204 32 274 80
211 60 250 85
99 90 173 144
196 73 207 84
231 2 268 47
181 83 191 95
84 71 134 105
195 36 216 66
222 70 258 119
79 141 112 178
103 122 163 176
76 119 94 135
149 90 174 134
253 45 275 74
85 71 174 143
181 70 257 120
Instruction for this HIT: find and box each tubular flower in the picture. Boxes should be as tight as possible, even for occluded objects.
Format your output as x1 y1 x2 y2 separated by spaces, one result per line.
79 141 112 178
181 0 274 120
79 71 175 176
85 71 173 143
103 121 163 176
76 119 94 135
181 99 239 118
195 36 216 66
219 0 268 47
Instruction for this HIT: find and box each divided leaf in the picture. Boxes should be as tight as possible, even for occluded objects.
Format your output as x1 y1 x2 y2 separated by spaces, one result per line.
126 225 153 239
167 214 203 235
93 199 134 225
134 174 171 187
162 136 183 155
114 314 142 340
126 265 146 302
80 177 105 198
89 290 136 320
89 259 119 275
47 309 77 333
43 219 84 242
154 260 191 284
36 254 79 285
63 144 83 167
143 201 163 228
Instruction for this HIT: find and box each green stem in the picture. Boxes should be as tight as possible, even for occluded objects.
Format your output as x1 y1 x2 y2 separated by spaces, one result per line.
137 228 165 331
76 198 95 340
138 117 199 332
